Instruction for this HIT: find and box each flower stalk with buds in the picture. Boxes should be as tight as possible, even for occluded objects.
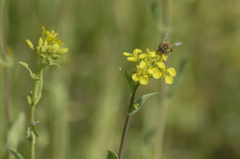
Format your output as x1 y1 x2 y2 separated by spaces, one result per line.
18 26 68 159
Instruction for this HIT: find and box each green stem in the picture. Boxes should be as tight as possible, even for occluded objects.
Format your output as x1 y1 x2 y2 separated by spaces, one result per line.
118 82 140 159
30 70 41 159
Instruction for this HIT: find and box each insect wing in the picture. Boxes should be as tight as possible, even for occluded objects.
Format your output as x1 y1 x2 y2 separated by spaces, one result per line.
172 42 183 47
163 32 169 43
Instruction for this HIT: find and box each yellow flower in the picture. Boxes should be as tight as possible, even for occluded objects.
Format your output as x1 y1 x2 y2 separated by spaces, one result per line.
139 48 157 59
42 26 64 45
123 49 142 62
147 67 162 79
132 66 150 85
139 60 148 69
162 67 176 84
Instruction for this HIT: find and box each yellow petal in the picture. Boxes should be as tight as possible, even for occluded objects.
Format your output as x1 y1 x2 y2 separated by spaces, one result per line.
139 60 147 69
146 48 150 53
149 51 157 57
139 53 148 59
123 52 131 56
165 75 174 84
152 70 162 79
167 67 176 77
147 67 155 74
133 49 142 54
157 61 166 69
162 54 168 61
140 75 149 85
42 26 48 34
132 73 140 81
127 57 138 62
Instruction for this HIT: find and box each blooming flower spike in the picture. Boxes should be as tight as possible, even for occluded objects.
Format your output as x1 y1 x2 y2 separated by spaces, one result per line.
122 32 182 85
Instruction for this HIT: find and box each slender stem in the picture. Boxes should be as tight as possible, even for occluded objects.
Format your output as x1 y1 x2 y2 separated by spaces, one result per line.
1 0 13 126
30 70 41 159
118 83 140 159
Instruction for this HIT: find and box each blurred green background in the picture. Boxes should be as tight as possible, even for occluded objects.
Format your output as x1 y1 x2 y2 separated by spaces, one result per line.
1 0 240 159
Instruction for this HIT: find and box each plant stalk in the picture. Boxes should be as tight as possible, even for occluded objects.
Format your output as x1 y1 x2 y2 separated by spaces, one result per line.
118 83 140 159
30 70 41 159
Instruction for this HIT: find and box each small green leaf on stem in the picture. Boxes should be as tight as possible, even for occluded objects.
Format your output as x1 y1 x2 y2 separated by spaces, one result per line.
128 92 159 116
27 91 33 105
26 121 40 142
106 150 119 159
119 68 135 96
34 70 43 105
10 149 24 159
19 62 39 80
49 63 61 68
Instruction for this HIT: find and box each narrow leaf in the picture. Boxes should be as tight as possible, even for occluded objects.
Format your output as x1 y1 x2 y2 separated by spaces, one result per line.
34 70 43 105
49 63 61 68
10 149 24 159
128 92 159 116
19 62 39 80
107 150 119 159
5 113 26 149
27 91 32 105
26 121 40 141
119 68 135 96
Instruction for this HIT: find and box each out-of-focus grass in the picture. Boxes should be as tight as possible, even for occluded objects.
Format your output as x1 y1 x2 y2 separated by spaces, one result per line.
1 0 240 159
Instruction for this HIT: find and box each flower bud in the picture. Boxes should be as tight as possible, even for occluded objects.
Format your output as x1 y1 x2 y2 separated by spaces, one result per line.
38 37 43 47
40 54 45 59
47 44 58 53
36 46 40 52
41 47 46 53
51 54 60 59
25 39 34 49
43 40 48 47
133 102 139 110
57 48 68 55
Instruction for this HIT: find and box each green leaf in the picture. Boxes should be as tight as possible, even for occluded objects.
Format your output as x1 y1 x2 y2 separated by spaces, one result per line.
19 62 39 80
5 113 26 149
9 149 24 159
106 150 119 159
128 92 159 116
34 70 43 105
49 63 61 68
26 121 40 142
27 91 32 105
119 68 135 96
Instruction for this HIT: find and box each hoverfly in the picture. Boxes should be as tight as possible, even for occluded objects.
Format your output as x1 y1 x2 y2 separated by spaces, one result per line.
158 32 183 55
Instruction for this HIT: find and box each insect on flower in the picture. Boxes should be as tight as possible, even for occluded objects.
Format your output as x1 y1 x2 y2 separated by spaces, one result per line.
158 32 183 55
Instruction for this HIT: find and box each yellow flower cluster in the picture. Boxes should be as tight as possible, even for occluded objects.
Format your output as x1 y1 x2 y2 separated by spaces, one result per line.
123 48 176 85
25 26 68 60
